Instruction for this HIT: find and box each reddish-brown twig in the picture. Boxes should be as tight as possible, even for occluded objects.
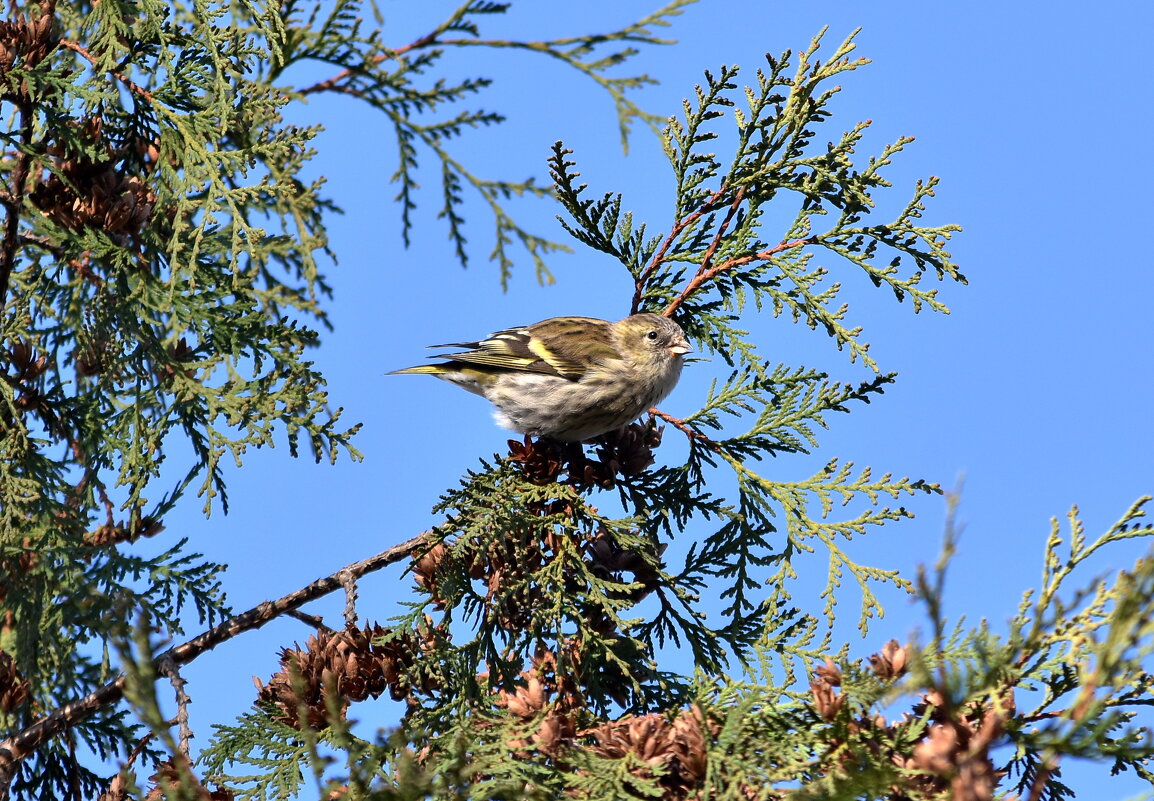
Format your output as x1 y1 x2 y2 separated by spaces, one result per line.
299 31 439 96
695 185 745 278
631 185 732 315
59 39 154 103
1025 758 1056 801
0 531 431 788
664 235 817 317
649 408 720 452
0 100 33 308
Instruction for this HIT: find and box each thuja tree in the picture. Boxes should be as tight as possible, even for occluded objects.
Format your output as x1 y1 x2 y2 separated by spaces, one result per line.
0 0 692 794
0 2 1152 801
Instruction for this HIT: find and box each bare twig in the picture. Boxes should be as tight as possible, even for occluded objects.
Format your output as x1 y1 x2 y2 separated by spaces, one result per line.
298 31 439 96
1026 758 1056 801
339 568 358 630
156 655 192 757
0 99 33 308
58 39 154 103
285 609 332 632
631 184 730 315
664 235 817 317
649 408 720 452
0 531 431 788
696 186 745 275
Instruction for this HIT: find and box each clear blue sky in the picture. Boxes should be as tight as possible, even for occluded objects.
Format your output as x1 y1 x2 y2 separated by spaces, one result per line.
160 2 1152 795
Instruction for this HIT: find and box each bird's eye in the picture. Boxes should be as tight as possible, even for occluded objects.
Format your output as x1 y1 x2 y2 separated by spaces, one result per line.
646 330 659 341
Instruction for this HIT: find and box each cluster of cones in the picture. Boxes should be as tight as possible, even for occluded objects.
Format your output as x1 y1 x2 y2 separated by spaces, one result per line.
809 641 1011 801
254 623 436 730
507 422 663 489
29 116 158 246
0 0 57 76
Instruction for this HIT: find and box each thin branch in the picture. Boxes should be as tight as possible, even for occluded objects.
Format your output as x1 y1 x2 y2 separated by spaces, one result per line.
285 609 332 632
1026 758 1056 801
298 30 439 96
0 99 33 308
649 408 720 451
0 531 431 788
155 655 192 757
631 184 729 315
58 39 154 103
16 232 58 254
696 186 745 277
663 235 818 316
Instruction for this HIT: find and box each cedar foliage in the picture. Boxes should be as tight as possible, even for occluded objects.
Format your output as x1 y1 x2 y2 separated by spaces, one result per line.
0 2 1151 800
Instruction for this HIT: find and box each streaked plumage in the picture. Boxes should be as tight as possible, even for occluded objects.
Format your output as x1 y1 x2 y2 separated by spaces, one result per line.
390 314 691 441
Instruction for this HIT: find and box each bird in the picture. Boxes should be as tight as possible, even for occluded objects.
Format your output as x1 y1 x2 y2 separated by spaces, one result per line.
390 313 691 441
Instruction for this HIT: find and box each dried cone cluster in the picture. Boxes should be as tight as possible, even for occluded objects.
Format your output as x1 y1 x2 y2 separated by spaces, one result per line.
486 652 711 799
144 756 233 801
507 421 663 489
0 535 38 603
30 116 157 242
895 689 1011 801
3 341 50 429
7 340 47 384
809 642 1009 801
492 651 581 757
589 706 711 801
419 525 550 631
255 624 429 730
97 756 234 801
0 1 58 75
869 637 909 680
0 649 29 713
414 522 663 634
85 515 165 548
809 657 845 722
412 423 668 638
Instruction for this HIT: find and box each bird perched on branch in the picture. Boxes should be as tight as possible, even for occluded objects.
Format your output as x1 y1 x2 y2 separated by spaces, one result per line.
390 313 691 441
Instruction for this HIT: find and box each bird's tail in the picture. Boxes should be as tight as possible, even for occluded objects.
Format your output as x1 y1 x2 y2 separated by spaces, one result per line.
387 364 451 376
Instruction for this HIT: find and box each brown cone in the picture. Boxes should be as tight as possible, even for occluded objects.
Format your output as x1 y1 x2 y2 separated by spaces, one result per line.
255 624 424 730
589 706 710 800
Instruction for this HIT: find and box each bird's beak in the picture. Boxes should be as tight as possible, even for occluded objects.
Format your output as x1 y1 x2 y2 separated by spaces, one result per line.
668 337 692 356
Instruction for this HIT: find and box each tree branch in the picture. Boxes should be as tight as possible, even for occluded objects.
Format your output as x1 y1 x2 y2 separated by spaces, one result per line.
663 235 818 316
298 31 440 96
58 39 154 103
0 532 431 789
631 184 730 315
649 408 720 451
0 99 33 308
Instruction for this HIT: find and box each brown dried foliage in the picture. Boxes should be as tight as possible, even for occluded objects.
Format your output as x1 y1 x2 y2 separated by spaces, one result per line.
255 623 433 730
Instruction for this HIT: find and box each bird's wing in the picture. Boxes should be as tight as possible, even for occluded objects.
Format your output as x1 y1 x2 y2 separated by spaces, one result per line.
429 318 616 379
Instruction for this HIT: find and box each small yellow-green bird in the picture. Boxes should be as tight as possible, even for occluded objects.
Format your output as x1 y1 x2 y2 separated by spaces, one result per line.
390 313 691 441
